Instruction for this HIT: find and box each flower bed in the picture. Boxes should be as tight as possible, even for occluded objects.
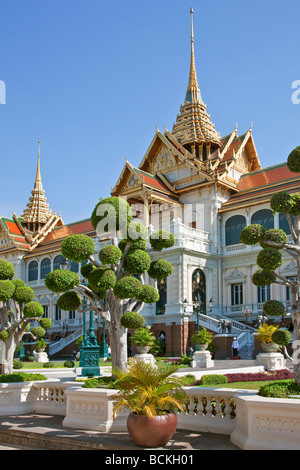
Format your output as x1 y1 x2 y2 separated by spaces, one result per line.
224 369 293 383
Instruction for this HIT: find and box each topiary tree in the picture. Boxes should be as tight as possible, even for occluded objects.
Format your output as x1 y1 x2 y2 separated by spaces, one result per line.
45 197 175 371
240 145 300 386
0 260 52 374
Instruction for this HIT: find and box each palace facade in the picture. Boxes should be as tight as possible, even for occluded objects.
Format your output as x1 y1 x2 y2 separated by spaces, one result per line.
0 10 298 357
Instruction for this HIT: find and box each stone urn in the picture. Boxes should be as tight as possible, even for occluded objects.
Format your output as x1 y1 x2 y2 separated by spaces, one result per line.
261 343 278 353
195 343 208 351
136 346 151 354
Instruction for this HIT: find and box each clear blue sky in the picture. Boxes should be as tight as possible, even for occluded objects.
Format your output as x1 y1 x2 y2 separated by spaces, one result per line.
0 0 299 224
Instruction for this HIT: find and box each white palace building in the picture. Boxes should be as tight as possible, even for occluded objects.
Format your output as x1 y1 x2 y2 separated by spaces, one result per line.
0 10 298 357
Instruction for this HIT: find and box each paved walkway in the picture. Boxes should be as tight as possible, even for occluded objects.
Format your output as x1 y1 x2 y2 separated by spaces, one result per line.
0 414 239 451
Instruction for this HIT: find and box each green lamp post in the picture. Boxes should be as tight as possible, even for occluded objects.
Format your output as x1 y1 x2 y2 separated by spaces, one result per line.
98 314 108 359
79 286 101 377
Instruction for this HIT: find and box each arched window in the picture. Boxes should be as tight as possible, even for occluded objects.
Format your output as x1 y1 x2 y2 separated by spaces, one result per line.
53 255 64 271
251 209 274 230
70 261 79 273
279 212 294 235
28 261 38 282
225 215 247 245
192 269 206 312
40 258 51 279
156 279 167 315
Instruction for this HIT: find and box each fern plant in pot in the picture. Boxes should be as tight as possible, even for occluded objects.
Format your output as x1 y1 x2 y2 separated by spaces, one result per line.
130 326 156 354
112 358 187 447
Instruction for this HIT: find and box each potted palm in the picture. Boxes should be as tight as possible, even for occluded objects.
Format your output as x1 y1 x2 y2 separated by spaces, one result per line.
190 327 213 351
256 323 279 352
112 358 187 447
130 326 155 354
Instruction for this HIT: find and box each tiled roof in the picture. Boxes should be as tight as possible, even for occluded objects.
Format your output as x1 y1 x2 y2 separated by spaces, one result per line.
0 217 31 251
220 163 300 212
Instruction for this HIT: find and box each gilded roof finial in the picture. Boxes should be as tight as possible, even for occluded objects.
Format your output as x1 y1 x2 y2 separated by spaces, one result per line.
35 139 42 190
185 6 201 104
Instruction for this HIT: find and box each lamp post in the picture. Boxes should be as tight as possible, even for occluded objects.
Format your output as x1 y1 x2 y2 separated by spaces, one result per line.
98 315 108 359
242 307 252 325
60 259 100 377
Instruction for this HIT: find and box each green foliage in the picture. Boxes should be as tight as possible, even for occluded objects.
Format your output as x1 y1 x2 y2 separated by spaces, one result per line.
287 145 300 173
270 191 294 213
23 301 45 318
11 279 26 289
137 284 159 303
80 263 96 278
260 229 288 249
124 249 151 274
43 362 55 368
39 318 52 330
252 269 276 286
91 196 132 234
45 269 80 293
61 234 95 262
0 372 47 383
118 238 147 252
127 222 148 240
149 230 175 251
258 380 300 398
178 373 196 384
256 323 279 343
36 338 47 350
240 224 266 245
99 245 122 265
271 329 292 345
0 260 15 280
263 300 285 317
64 360 75 368
57 291 82 311
120 311 145 329
13 359 24 369
0 280 15 301
199 374 228 386
290 193 300 216
130 326 156 347
112 358 186 417
113 276 142 299
31 326 45 339
83 376 117 389
88 267 116 292
148 259 173 281
190 327 213 345
12 286 35 304
0 330 10 341
257 248 282 271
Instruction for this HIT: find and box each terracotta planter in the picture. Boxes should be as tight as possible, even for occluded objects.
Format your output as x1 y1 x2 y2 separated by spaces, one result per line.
127 412 177 447
261 343 278 353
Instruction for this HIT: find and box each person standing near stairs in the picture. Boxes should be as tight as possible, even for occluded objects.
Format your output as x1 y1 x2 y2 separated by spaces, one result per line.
232 337 239 357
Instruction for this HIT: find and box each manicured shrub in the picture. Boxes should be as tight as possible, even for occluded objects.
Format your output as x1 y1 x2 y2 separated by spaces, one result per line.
23 301 44 318
240 224 266 245
45 269 80 293
61 234 95 263
290 193 300 216
257 248 282 271
271 329 292 345
137 285 159 303
0 260 15 280
270 191 294 213
258 380 300 398
64 360 75 368
149 230 175 251
81 263 96 278
88 268 116 292
0 280 15 302
127 222 148 240
260 229 288 249
57 291 82 311
124 249 151 274
99 245 122 265
225 369 293 383
252 269 276 286
13 360 24 369
91 196 132 234
83 376 117 389
0 330 10 341
287 145 300 173
148 259 173 280
0 372 47 383
43 362 55 368
263 299 285 317
120 311 145 329
31 326 46 339
179 373 196 384
12 286 35 304
113 276 142 299
199 374 228 386
39 318 52 330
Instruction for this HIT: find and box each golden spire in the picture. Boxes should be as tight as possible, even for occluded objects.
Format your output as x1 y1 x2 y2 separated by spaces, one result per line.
172 7 221 148
21 140 53 233
185 7 202 104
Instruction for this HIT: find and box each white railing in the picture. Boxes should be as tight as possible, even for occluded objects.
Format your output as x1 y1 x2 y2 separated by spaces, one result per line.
33 381 80 415
48 328 83 356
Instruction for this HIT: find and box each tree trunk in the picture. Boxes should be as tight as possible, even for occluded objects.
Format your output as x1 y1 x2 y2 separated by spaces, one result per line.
2 335 16 375
292 310 300 387
106 295 128 372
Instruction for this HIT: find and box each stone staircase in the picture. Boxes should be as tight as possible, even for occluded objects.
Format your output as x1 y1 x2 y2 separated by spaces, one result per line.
48 328 83 358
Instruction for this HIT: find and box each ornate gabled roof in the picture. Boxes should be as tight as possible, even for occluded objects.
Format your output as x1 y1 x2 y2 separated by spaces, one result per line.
21 141 53 229
171 8 221 147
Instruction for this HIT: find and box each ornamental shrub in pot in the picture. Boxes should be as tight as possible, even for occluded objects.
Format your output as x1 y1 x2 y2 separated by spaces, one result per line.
190 327 213 351
112 358 187 447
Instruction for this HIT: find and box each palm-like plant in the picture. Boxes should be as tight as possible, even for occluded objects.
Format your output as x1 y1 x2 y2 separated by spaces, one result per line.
256 323 279 343
112 358 187 419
